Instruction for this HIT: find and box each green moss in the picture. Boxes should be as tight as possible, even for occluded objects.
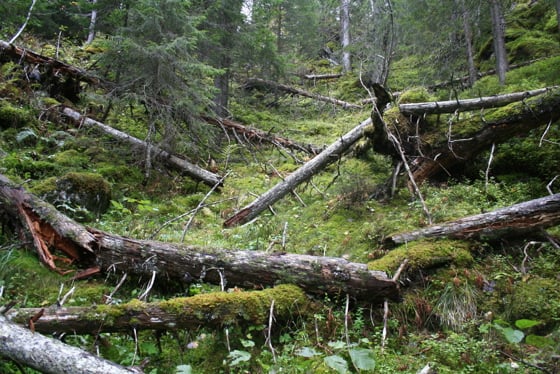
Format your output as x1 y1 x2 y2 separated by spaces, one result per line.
0 100 36 129
368 239 473 273
51 149 89 167
508 277 560 323
397 87 436 104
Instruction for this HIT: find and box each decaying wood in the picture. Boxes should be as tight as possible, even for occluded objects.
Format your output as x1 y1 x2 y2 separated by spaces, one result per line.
303 73 343 80
0 315 136 374
243 78 362 109
0 173 398 303
373 87 560 185
57 106 223 187
203 116 324 155
384 193 560 247
399 86 557 116
0 39 104 87
224 117 372 227
6 284 309 334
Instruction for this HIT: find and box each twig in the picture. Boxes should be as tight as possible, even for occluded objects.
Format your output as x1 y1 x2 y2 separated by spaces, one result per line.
281 222 288 250
105 273 127 304
266 300 277 363
58 286 76 307
485 143 495 193
181 172 229 242
138 270 156 301
499 350 551 374
9 0 38 44
546 175 558 195
382 259 409 351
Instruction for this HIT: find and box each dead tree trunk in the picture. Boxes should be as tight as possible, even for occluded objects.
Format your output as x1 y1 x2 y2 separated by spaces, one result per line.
243 78 362 109
203 116 324 155
303 73 343 80
373 87 560 186
224 117 372 227
58 106 223 187
0 316 135 374
384 193 560 247
6 285 309 334
0 174 398 303
398 87 556 116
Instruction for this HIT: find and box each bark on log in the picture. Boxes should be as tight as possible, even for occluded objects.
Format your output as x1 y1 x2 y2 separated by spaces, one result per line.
0 315 136 374
203 116 324 155
373 87 560 185
58 106 223 187
224 117 372 227
0 173 398 303
0 39 105 87
384 193 560 247
398 87 557 116
243 78 362 109
303 73 343 80
6 285 310 334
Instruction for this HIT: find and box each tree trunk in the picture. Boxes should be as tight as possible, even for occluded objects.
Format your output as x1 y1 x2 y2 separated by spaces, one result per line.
243 78 361 109
0 39 103 87
374 87 560 186
224 117 372 227
0 174 398 303
85 0 98 45
303 73 343 80
6 285 310 334
341 0 352 73
398 87 555 116
58 106 223 188
384 193 560 247
490 0 508 85
458 0 478 86
0 316 136 374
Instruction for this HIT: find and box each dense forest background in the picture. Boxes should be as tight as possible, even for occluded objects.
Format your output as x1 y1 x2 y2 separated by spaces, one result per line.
0 0 560 373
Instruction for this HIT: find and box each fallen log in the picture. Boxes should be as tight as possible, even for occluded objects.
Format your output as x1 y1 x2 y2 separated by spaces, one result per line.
58 106 223 187
384 193 560 247
224 117 372 227
303 73 343 80
0 173 398 303
243 78 362 109
0 39 103 86
372 86 560 185
0 315 135 374
6 284 310 334
398 86 557 116
203 116 324 155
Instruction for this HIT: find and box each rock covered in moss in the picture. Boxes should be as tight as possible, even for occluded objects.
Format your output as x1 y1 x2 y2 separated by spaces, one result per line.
34 172 111 221
508 277 560 324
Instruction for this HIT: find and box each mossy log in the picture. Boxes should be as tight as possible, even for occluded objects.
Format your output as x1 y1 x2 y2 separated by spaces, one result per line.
398 87 556 115
0 174 398 303
224 117 372 227
58 106 223 187
243 78 362 109
6 285 310 334
0 316 135 374
203 116 324 155
384 193 560 247
0 39 102 86
374 86 560 185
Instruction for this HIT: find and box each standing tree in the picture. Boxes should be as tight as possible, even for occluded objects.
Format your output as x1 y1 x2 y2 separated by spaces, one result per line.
457 0 478 86
490 0 509 85
100 0 218 171
340 0 352 72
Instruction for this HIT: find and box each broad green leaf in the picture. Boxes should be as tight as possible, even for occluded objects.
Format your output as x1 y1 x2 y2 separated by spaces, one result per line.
327 340 346 350
501 327 524 343
525 334 554 348
228 350 251 366
324 355 349 374
349 348 376 371
296 347 321 357
515 319 540 329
